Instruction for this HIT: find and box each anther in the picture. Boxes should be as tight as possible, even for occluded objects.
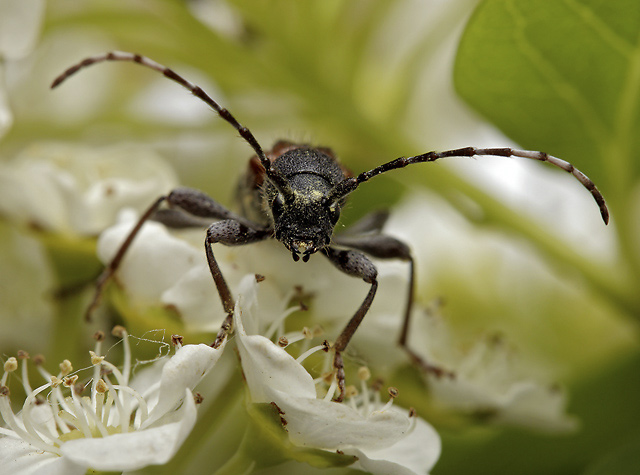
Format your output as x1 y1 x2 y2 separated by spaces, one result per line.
93 331 105 342
254 274 266 283
357 366 371 381
17 350 29 360
388 386 399 399
345 385 358 399
194 392 204 404
112 325 127 338
171 335 184 347
4 357 18 373
278 336 289 347
50 376 62 387
63 375 79 387
371 377 384 392
0 385 9 396
302 327 313 339
74 382 85 395
409 407 417 418
33 354 45 366
59 359 73 376
89 351 104 365
96 379 108 394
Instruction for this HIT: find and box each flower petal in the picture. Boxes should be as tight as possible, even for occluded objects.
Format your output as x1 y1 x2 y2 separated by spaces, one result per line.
147 344 222 424
268 390 412 452
345 414 441 475
234 306 316 401
61 388 197 471
0 436 85 475
235 308 416 452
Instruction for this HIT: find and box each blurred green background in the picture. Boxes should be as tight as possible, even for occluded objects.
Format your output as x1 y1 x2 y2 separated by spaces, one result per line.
1 0 639 473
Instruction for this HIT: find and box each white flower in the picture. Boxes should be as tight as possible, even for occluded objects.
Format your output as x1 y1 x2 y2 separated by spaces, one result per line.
0 0 45 139
411 308 577 432
0 328 223 473
233 276 441 475
0 143 177 235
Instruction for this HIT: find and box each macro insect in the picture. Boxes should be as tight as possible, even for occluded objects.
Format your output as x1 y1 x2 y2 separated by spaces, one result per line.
52 52 609 402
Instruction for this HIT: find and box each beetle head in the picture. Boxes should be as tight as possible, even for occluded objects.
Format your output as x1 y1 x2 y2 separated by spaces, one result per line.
271 190 341 262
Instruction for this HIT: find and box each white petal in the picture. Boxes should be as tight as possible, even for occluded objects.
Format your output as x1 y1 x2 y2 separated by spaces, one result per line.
0 68 12 140
235 311 414 452
97 212 202 302
234 310 316 401
269 390 412 452
0 436 84 475
346 414 441 475
0 0 44 59
147 344 222 424
61 388 197 471
161 263 224 332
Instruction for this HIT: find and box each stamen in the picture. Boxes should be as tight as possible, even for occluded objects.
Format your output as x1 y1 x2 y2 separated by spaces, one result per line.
406 407 418 434
112 384 149 426
90 351 105 365
79 397 109 437
264 303 303 339
19 353 33 394
102 390 115 428
378 387 398 413
358 367 372 414
0 384 61 455
171 334 184 349
59 359 73 376
22 382 59 444
345 385 358 399
323 377 339 402
103 377 130 433
69 387 94 438
296 344 329 364
118 327 131 385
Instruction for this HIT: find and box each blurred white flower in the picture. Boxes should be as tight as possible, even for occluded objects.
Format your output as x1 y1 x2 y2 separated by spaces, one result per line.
412 307 577 432
233 276 441 475
0 328 223 474
0 0 45 61
0 143 177 235
0 0 46 139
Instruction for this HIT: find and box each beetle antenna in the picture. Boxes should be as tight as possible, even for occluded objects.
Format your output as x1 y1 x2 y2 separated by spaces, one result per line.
51 51 293 196
326 147 609 224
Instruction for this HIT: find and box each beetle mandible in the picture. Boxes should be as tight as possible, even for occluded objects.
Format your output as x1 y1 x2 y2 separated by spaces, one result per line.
52 52 609 402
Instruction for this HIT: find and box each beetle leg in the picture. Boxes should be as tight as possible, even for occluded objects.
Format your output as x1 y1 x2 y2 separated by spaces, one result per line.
205 220 271 348
333 232 453 379
321 247 378 402
85 187 264 321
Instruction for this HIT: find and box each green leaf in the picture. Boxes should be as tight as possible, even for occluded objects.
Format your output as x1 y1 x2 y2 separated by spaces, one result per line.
454 0 640 199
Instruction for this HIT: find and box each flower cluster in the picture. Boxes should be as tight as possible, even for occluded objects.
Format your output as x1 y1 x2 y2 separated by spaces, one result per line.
0 140 582 473
0 328 222 474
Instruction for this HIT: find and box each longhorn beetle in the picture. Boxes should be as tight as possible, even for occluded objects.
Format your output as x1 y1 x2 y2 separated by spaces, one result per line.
52 52 609 402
